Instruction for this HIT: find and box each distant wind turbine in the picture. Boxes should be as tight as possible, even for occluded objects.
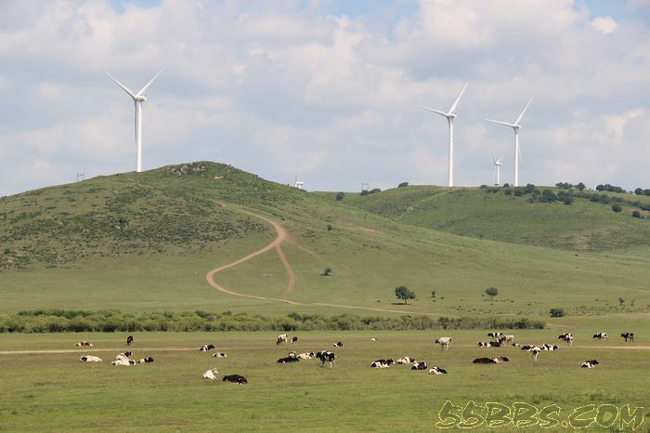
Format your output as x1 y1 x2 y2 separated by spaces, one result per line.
106 69 164 173
486 98 533 187
493 155 503 186
419 82 469 188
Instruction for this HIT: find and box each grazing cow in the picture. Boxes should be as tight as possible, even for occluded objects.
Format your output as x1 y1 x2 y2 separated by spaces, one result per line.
296 352 315 360
203 368 219 380
199 344 215 352
530 347 541 361
79 355 102 363
137 357 154 364
276 334 289 346
411 361 428 370
316 351 336 368
370 359 394 368
541 344 559 351
487 332 503 339
435 337 452 350
291 336 298 344
593 332 608 340
112 358 136 366
396 357 417 364
473 357 498 364
499 335 515 344
429 367 448 375
370 338 377 342
212 352 228 358
74 342 93 347
558 333 574 344
488 341 502 348
621 332 634 342
521 345 534 351
277 357 300 364
223 374 248 384
581 360 599 368
126 335 134 346
333 342 343 347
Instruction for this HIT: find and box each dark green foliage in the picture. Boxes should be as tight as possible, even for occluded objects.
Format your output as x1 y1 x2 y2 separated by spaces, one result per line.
327 224 333 231
596 184 625 193
322 267 332 276
0 310 545 332
549 308 565 317
612 204 623 213
430 290 436 298
398 182 409 188
394 285 416 304
503 188 512 196
577 182 586 191
632 210 642 218
335 192 345 201
484 287 498 298
360 190 370 196
370 188 382 194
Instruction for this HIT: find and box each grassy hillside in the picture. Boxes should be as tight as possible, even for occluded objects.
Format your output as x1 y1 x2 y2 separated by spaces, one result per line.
334 185 650 251
1 162 650 319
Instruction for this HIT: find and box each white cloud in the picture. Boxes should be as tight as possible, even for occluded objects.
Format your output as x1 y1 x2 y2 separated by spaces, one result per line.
591 16 617 34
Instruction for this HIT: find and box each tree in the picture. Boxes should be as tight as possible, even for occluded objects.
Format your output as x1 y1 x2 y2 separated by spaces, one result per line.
398 182 409 188
618 297 625 306
484 287 498 299
394 286 416 304
634 188 643 195
577 182 586 191
431 290 436 299
612 204 622 213
322 267 332 276
335 192 345 201
549 308 565 317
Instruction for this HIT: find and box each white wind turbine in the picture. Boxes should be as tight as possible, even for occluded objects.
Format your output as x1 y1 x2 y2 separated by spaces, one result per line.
419 82 468 187
493 155 503 186
106 69 164 173
486 99 533 187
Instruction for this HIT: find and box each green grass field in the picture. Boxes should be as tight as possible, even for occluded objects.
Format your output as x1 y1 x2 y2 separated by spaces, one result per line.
1 330 648 432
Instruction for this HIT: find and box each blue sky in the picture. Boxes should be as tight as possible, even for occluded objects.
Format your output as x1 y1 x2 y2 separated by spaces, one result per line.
1 0 650 196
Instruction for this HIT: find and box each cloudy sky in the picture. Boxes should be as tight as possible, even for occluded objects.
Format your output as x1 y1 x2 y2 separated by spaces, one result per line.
2 0 650 196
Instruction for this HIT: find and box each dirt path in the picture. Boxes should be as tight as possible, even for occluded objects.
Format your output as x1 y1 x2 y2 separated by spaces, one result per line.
205 207 443 316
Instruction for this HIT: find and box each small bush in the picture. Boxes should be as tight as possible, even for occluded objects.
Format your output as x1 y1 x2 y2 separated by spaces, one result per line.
612 204 622 213
549 308 565 318
632 210 641 218
335 192 345 201
398 182 409 188
322 267 332 276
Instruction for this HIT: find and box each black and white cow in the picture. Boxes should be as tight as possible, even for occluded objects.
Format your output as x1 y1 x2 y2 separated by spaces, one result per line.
203 368 219 380
396 357 417 364
116 351 133 359
541 344 559 351
316 351 336 368
581 360 599 368
529 347 542 361
428 367 448 375
593 332 608 340
488 332 503 339
333 342 343 347
558 333 574 344
199 344 215 352
498 335 515 344
79 355 102 363
477 342 489 348
112 358 136 366
223 374 248 384
473 357 498 364
296 352 315 360
411 361 428 370
276 334 289 346
74 341 93 347
137 357 154 363
277 356 300 364
291 336 298 344
370 359 394 368
621 332 634 342
435 337 452 350
370 338 378 342
126 335 134 346
488 341 502 348
212 352 228 358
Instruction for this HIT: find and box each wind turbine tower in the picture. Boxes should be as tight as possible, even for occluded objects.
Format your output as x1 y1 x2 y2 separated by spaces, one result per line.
106 69 164 173
486 99 533 187
419 82 468 187
492 156 503 186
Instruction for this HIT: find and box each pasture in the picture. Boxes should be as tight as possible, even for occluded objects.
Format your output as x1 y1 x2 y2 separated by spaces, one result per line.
1 329 648 432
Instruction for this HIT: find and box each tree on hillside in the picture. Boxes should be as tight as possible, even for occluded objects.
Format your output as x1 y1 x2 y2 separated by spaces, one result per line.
577 182 586 191
398 182 409 188
395 286 416 304
335 192 345 201
612 204 622 213
484 287 498 299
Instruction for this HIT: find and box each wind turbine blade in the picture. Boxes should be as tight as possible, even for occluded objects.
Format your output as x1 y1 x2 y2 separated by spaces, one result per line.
448 82 468 114
419 105 450 118
136 68 164 96
515 98 533 125
105 71 136 99
492 154 497 165
496 156 504 164
486 119 516 128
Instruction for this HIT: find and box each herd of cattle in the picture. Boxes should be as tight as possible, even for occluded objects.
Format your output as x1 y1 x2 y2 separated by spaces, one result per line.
75 329 636 382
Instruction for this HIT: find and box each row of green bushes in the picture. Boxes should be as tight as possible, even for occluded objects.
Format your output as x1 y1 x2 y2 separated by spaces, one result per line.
0 310 545 333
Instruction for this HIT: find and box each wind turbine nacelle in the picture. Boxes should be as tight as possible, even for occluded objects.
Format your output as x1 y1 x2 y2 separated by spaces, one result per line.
134 95 147 102
448 113 457 119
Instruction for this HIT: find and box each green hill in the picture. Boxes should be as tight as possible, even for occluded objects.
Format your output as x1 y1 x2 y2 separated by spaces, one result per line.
1 163 650 319
334 185 650 251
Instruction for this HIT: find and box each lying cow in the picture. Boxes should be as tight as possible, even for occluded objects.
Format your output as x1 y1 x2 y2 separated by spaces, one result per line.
396 357 417 364
370 359 394 368
212 352 228 358
79 355 102 363
498 335 515 344
199 344 215 352
541 344 559 351
581 360 599 369
112 358 136 366
74 342 93 347
370 338 377 342
411 361 428 370
223 374 248 384
435 337 452 350
296 352 315 360
316 351 336 368
137 357 154 364
593 332 608 340
621 332 634 342
333 342 343 347
203 368 219 380
477 342 489 348
473 357 508 364
429 367 448 375
487 332 503 339
116 351 133 359
558 333 574 344
277 357 300 364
